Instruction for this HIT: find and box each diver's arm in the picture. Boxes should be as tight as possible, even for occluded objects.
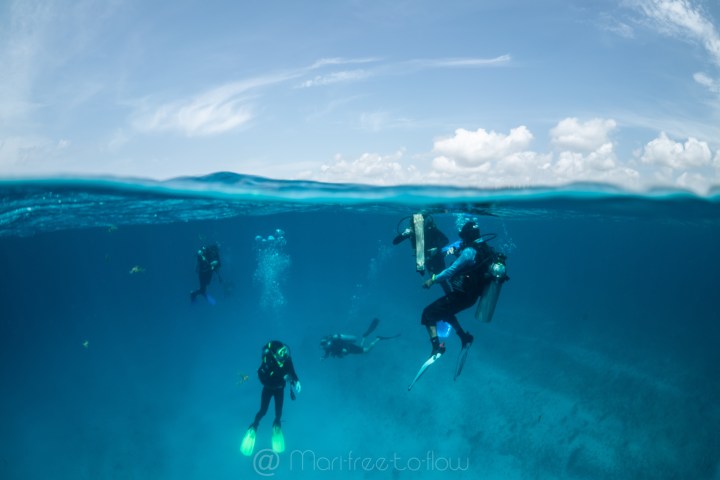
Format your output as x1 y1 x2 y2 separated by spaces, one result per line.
430 248 476 284
285 358 299 384
392 226 413 245
285 358 301 398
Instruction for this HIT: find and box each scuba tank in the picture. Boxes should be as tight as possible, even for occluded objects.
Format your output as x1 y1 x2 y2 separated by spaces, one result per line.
474 254 509 323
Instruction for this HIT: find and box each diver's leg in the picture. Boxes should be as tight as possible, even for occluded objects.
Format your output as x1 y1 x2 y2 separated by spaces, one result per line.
363 338 381 353
252 387 272 428
272 388 285 427
443 293 476 346
422 296 456 355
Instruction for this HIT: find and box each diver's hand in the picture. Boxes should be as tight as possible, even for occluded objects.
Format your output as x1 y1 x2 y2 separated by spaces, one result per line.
290 380 300 400
422 277 434 289
392 228 413 245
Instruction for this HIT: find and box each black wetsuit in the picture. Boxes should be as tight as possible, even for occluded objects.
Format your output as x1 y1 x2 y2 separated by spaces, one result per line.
252 341 299 429
393 216 449 277
191 244 221 301
321 335 364 358
421 242 496 336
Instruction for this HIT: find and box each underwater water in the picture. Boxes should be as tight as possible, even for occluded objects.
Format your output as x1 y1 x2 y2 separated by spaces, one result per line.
1 174 719 480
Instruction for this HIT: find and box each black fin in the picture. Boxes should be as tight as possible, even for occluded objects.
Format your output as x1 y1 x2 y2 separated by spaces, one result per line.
377 334 401 340
362 318 380 337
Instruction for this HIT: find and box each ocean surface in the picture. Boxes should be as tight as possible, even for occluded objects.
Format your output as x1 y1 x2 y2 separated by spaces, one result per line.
1 173 719 480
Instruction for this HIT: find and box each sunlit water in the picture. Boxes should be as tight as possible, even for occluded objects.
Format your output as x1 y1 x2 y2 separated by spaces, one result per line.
1 173 719 479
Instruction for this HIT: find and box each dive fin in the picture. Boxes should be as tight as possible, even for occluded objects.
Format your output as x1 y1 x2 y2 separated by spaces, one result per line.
205 293 217 306
240 427 256 456
271 425 285 453
376 333 401 340
362 318 380 338
454 341 473 380
407 352 442 391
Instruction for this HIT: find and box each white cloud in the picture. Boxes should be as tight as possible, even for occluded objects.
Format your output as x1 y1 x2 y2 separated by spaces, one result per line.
551 118 617 151
314 150 420 185
298 70 371 88
432 126 533 167
693 71 719 92
554 143 617 176
640 132 712 168
303 120 720 194
675 170 719 192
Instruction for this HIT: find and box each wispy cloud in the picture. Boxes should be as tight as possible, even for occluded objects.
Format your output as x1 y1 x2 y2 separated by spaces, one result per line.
694 72 720 92
0 0 124 126
411 55 512 68
298 70 372 88
635 0 720 66
133 54 512 136
0 0 55 124
297 54 511 89
131 73 297 136
308 57 381 69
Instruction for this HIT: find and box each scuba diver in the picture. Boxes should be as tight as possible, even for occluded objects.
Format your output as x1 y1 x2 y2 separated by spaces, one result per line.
190 244 221 304
320 318 400 359
408 220 509 390
393 213 451 292
240 340 301 456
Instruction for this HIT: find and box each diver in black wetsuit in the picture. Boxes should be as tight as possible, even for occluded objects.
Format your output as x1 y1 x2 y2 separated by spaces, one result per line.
320 318 400 359
393 213 451 292
190 244 221 302
250 340 300 430
240 340 300 455
420 221 506 357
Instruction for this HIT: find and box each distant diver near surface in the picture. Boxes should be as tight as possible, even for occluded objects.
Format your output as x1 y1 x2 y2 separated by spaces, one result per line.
320 318 400 359
190 243 221 304
240 340 301 456
408 220 510 391
393 213 451 293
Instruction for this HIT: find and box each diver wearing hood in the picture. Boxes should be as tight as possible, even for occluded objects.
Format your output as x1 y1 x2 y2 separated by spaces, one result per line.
420 221 503 357
190 243 221 303
240 340 300 456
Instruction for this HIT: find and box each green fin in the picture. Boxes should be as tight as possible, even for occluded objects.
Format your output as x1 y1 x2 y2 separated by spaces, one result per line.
271 425 285 453
240 428 256 456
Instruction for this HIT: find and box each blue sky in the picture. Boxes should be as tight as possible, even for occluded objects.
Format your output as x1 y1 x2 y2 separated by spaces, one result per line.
1 0 719 194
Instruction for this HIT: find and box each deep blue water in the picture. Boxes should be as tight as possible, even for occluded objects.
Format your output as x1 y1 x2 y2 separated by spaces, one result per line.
1 175 719 479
